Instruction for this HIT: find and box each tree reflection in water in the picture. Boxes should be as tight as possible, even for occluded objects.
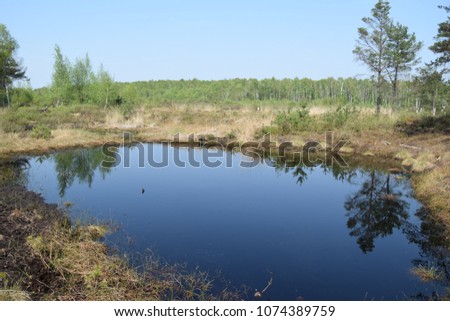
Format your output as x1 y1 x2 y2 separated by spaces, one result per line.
0 158 29 186
273 156 357 187
18 149 449 297
53 147 117 197
344 171 410 253
404 207 450 298
278 158 449 297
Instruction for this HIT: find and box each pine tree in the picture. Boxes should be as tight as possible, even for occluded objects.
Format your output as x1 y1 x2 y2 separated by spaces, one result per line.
353 1 392 113
429 6 450 73
0 24 27 108
386 23 423 106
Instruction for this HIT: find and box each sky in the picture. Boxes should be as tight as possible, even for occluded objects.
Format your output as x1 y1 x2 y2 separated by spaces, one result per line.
1 0 448 88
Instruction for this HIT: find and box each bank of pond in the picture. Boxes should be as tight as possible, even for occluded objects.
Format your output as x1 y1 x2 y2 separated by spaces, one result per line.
0 144 448 300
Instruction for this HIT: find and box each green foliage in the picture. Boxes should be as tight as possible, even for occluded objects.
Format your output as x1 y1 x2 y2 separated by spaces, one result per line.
254 125 277 139
273 106 313 134
71 54 94 103
90 64 115 108
0 104 107 134
11 82 33 107
226 130 238 140
51 45 72 106
30 125 52 139
106 77 430 110
386 22 423 99
354 1 422 111
323 104 358 129
268 106 408 135
353 1 392 76
0 24 27 108
50 46 115 107
429 6 450 71
413 66 448 114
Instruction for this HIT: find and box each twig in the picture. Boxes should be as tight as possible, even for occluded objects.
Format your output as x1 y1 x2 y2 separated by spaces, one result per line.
400 143 422 150
254 269 273 298
260 276 273 295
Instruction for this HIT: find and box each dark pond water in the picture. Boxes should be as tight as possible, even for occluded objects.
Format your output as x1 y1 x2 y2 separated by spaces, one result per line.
8 144 449 300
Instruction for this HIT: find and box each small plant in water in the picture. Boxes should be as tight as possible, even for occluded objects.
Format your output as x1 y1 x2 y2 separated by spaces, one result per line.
411 265 443 282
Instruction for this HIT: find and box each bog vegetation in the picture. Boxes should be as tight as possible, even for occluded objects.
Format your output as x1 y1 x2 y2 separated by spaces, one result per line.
0 0 449 300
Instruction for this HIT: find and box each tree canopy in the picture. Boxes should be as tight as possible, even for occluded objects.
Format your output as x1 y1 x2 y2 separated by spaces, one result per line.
353 0 392 113
354 1 422 112
50 45 114 106
0 24 27 108
429 6 450 73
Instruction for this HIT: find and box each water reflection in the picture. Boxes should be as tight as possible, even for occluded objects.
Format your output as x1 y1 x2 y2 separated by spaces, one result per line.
404 207 450 289
344 172 410 253
0 158 29 186
0 145 448 299
273 156 357 186
274 159 411 253
52 147 117 197
279 158 449 295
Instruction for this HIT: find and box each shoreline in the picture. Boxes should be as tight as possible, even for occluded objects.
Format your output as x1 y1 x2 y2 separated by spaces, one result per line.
0 185 242 301
1 126 448 223
0 107 448 300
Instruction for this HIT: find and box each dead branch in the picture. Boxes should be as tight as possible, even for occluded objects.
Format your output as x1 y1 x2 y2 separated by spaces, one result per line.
399 143 422 150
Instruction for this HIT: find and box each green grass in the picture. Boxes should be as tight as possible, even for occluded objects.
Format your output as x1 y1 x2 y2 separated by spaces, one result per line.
30 125 52 139
270 106 414 135
0 105 107 133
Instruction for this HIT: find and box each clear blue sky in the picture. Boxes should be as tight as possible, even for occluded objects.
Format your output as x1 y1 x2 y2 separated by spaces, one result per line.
1 0 448 88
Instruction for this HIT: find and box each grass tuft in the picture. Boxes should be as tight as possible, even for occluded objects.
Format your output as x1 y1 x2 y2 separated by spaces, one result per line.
411 265 444 283
394 150 412 161
411 153 437 173
25 220 241 300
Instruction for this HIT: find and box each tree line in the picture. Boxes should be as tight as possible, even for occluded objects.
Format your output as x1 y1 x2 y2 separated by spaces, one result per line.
0 1 449 113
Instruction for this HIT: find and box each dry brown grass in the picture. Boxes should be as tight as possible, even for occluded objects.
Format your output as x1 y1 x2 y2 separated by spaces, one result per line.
0 129 122 156
103 108 146 130
1 104 449 284
411 265 444 283
0 288 31 301
413 163 450 226
26 221 239 301
125 105 277 142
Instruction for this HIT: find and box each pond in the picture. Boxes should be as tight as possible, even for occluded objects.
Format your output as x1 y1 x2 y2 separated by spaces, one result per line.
8 143 449 300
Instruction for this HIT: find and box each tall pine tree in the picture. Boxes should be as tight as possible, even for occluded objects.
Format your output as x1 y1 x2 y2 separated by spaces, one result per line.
0 24 26 108
353 1 392 113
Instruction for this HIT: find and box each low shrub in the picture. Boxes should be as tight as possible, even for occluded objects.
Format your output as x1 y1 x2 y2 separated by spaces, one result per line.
30 125 52 139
